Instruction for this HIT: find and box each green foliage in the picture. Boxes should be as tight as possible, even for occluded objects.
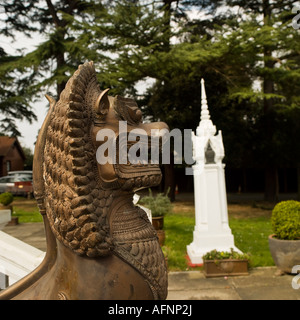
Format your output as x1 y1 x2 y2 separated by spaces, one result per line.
202 248 250 261
22 146 34 170
138 189 173 217
0 51 37 136
271 200 300 240
0 192 14 206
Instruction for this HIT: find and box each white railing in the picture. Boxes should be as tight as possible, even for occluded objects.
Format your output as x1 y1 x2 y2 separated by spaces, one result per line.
0 231 45 289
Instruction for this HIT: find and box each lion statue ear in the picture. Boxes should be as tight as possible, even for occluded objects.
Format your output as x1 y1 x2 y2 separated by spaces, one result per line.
95 88 110 116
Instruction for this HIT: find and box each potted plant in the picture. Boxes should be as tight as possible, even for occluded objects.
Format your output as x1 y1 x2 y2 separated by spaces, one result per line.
202 248 250 278
0 192 14 228
138 189 173 246
268 200 300 275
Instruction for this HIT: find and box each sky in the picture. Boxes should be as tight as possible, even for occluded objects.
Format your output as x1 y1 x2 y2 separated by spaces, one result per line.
16 100 49 153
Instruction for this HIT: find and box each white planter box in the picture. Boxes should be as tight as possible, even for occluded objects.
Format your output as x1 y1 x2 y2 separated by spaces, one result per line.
0 209 11 230
0 231 45 286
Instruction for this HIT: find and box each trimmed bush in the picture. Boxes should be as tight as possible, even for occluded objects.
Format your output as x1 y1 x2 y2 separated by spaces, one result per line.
0 192 14 206
271 200 300 240
138 189 173 217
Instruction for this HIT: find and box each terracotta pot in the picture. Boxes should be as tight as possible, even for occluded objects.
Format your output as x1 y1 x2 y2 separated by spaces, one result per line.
203 259 249 278
6 216 19 226
152 216 164 230
156 229 165 247
268 234 300 274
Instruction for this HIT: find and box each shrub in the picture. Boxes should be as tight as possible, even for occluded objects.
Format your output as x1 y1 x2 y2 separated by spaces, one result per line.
0 192 14 206
138 189 173 217
271 200 300 240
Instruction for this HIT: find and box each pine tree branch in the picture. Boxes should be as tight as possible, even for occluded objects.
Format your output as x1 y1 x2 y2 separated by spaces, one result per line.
45 0 63 28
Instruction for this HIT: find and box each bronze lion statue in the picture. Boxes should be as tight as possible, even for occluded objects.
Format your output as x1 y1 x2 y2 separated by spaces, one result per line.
0 62 168 300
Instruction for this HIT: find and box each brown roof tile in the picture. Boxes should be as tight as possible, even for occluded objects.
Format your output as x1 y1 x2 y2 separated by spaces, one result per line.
0 136 25 159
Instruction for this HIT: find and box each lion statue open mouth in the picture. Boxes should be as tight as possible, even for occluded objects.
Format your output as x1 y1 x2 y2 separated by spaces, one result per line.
0 62 168 300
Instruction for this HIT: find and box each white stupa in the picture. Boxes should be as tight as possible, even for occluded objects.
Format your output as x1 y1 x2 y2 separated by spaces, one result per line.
187 79 241 265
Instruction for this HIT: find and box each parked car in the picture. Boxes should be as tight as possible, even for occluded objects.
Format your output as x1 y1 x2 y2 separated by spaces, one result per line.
0 175 33 197
8 170 33 180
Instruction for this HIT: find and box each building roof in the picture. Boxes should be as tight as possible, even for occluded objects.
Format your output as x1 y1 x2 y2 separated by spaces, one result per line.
0 136 26 159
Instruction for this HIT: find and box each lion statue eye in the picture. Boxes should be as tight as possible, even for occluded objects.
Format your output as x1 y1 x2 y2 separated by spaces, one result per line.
113 95 142 125
128 106 143 123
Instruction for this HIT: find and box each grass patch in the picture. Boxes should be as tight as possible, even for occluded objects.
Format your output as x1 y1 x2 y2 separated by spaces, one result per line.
230 217 274 268
163 212 274 271
163 213 195 271
11 197 43 223
12 207 43 223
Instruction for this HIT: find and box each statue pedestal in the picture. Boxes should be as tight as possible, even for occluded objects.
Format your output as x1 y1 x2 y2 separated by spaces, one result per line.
187 164 240 265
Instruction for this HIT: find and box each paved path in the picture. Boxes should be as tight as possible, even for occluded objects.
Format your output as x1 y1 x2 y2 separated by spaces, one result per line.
2 222 300 300
167 269 300 300
3 222 46 251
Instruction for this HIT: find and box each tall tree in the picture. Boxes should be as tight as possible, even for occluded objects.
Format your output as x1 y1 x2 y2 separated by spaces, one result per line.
0 2 38 137
0 47 37 136
177 0 300 201
0 0 110 136
221 0 300 201
0 0 108 100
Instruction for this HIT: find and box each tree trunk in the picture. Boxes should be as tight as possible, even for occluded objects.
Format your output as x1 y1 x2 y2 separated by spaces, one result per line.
163 151 175 202
55 25 66 98
297 163 300 201
161 0 175 202
263 0 278 202
162 0 172 51
264 165 279 203
242 168 247 193
46 0 68 98
56 52 66 98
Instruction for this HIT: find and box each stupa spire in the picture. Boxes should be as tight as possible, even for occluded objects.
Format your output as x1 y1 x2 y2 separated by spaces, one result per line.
201 79 210 121
197 79 216 137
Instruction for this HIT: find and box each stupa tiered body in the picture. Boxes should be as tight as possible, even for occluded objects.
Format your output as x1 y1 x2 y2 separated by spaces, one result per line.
187 79 241 265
